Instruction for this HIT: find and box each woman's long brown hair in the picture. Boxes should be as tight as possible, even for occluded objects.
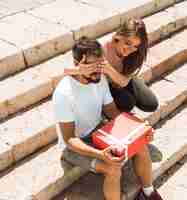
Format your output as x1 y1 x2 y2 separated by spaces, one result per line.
117 18 148 76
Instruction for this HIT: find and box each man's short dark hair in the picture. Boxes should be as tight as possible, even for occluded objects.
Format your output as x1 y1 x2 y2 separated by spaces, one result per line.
72 37 103 63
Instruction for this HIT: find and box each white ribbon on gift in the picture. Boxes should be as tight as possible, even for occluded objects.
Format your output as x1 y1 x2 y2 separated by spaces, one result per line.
97 122 149 163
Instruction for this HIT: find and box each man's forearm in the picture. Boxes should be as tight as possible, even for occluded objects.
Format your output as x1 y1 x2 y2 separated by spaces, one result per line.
67 137 103 160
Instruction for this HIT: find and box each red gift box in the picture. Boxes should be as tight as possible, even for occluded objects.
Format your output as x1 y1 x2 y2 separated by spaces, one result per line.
92 112 154 160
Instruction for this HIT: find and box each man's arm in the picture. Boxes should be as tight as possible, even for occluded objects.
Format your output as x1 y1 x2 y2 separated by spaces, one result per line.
59 121 103 160
103 101 121 120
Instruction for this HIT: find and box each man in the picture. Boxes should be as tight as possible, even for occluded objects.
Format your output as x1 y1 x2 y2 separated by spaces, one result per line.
52 37 163 200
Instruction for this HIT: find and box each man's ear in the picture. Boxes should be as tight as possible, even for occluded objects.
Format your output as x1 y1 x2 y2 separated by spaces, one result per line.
112 35 120 43
112 35 118 43
111 35 123 48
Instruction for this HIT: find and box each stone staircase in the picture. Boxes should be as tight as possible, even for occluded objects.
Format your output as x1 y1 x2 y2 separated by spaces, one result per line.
0 1 187 199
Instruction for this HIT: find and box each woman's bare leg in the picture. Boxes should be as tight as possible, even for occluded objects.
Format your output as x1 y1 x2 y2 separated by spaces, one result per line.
132 145 153 187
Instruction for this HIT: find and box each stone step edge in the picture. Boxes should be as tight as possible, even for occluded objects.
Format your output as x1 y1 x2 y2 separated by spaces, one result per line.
17 87 187 200
1 37 187 172
0 0 184 80
1 27 187 122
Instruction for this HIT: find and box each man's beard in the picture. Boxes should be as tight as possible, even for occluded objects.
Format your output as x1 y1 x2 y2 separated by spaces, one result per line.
83 73 101 84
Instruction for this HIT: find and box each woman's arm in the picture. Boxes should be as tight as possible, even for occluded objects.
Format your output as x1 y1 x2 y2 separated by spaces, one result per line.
63 64 98 77
64 68 80 75
63 60 131 88
63 54 98 77
101 62 131 88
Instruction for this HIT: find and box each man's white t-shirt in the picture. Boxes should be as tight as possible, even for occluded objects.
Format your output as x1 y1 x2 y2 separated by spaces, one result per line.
52 75 113 151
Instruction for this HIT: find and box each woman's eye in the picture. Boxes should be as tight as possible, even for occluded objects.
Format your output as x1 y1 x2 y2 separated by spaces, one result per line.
114 38 119 43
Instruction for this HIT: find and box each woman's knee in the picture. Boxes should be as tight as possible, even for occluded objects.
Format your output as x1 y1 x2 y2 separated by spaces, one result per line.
140 97 159 112
131 78 159 112
115 92 136 112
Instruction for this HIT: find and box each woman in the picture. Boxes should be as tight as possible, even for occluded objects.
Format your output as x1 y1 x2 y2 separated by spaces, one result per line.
64 18 158 113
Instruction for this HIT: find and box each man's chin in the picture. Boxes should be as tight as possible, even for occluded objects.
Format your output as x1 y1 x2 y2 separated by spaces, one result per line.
84 74 101 84
90 78 100 83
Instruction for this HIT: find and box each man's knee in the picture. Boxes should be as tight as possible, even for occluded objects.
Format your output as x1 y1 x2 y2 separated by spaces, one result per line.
135 145 151 160
105 164 122 178
95 162 122 178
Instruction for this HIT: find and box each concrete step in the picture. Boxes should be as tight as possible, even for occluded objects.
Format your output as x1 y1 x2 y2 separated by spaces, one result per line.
1 28 187 171
158 155 187 200
0 0 185 80
0 61 187 200
1 24 187 121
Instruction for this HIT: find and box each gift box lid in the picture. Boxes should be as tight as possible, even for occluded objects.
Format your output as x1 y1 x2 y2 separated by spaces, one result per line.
93 112 153 145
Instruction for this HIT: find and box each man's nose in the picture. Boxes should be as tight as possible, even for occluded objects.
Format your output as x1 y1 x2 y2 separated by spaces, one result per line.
125 44 137 52
120 45 128 54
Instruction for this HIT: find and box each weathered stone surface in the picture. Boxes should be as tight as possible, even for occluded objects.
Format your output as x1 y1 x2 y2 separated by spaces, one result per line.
36 0 55 4
158 157 187 199
0 139 13 172
0 100 55 162
80 0 147 12
0 0 40 13
0 12 68 48
152 106 187 180
159 185 187 200
167 1 187 20
146 29 187 80
151 80 187 119
166 63 187 85
0 40 25 79
23 32 74 67
28 0 110 29
0 145 60 200
0 144 87 200
72 0 155 40
144 10 174 44
0 66 54 118
0 3 12 17
170 29 187 50
35 51 73 89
